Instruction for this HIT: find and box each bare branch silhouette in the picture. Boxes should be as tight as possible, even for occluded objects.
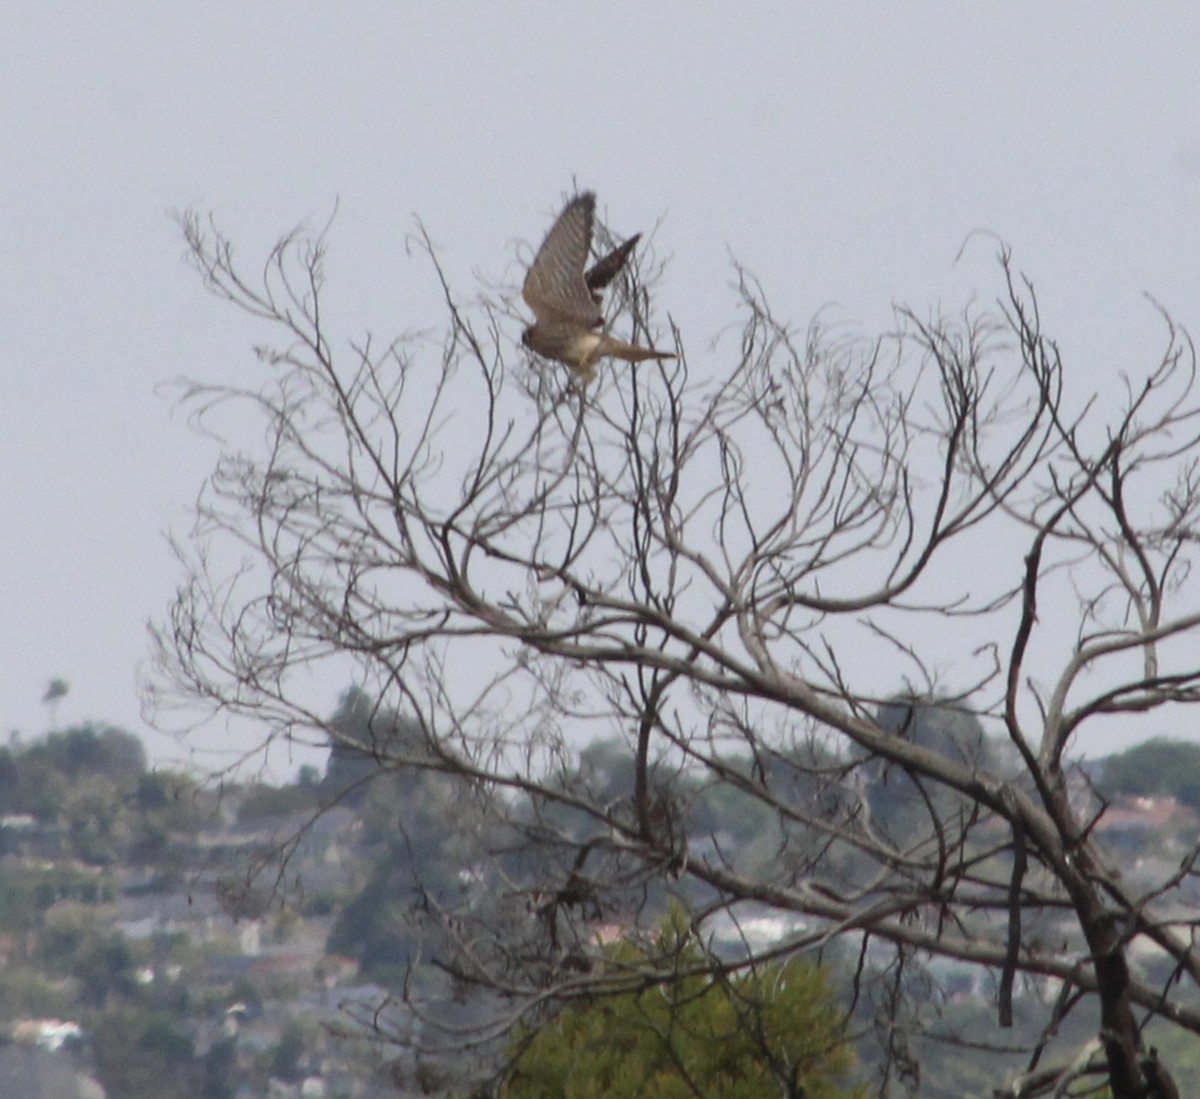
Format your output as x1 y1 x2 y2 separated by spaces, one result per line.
152 209 1200 1097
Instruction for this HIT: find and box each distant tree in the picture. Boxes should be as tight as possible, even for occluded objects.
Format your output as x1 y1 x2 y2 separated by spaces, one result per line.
326 865 414 984
0 864 116 934
270 1019 309 1082
13 750 69 822
1100 737 1200 809
134 771 176 809
0 747 19 813
130 771 207 864
227 977 263 1018
502 917 864 1099
63 774 126 863
38 902 139 1006
25 723 146 789
155 211 1200 1096
202 1034 237 1099
92 1008 197 1099
0 724 157 861
321 687 433 804
41 677 68 730
326 778 470 985
865 697 995 846
0 966 73 1024
235 780 320 821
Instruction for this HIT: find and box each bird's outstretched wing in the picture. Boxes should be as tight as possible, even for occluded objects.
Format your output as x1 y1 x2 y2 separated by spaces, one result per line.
585 233 641 301
522 193 603 328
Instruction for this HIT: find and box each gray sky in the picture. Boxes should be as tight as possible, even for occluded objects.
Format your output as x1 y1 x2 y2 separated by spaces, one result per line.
4 6 1200 770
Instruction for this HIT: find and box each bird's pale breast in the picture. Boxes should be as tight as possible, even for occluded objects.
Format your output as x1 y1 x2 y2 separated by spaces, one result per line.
565 330 604 366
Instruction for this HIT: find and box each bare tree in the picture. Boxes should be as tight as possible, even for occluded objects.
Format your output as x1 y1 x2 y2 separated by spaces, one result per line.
152 206 1200 1097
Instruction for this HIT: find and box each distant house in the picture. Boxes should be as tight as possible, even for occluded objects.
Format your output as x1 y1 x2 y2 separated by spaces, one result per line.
0 813 65 859
1097 794 1194 832
1094 795 1198 853
0 813 37 831
10 1018 83 1052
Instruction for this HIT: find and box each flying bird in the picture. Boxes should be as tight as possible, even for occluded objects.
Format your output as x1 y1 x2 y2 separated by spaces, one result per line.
521 192 675 383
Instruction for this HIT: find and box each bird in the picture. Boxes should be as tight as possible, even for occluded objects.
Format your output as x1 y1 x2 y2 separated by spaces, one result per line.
521 192 675 383
584 233 640 304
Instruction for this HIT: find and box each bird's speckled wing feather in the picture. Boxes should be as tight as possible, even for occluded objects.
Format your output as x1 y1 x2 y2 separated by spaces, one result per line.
522 193 604 327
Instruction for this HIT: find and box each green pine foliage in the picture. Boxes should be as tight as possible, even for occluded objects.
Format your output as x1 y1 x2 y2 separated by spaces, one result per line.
502 917 865 1099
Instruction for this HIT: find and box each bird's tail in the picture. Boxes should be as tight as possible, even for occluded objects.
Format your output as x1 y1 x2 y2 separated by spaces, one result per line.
601 335 677 363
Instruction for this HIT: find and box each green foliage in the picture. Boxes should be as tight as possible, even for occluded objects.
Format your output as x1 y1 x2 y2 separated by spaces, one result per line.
202 1035 238 1099
324 695 486 981
0 965 74 1022
502 919 864 1099
270 1019 312 1081
689 739 853 880
865 698 992 845
1139 1022 1200 1090
326 859 422 983
27 723 147 788
134 770 202 818
91 1007 198 1099
298 763 321 787
63 773 126 863
298 887 340 916
0 862 116 932
37 902 141 1006
42 677 70 705
235 780 322 821
0 724 209 868
322 687 421 801
0 747 20 811
874 698 987 763
131 771 209 864
7 750 69 821
1099 737 1200 808
691 780 777 846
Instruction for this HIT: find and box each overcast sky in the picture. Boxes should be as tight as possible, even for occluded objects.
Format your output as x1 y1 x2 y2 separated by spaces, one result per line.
4 6 1200 771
